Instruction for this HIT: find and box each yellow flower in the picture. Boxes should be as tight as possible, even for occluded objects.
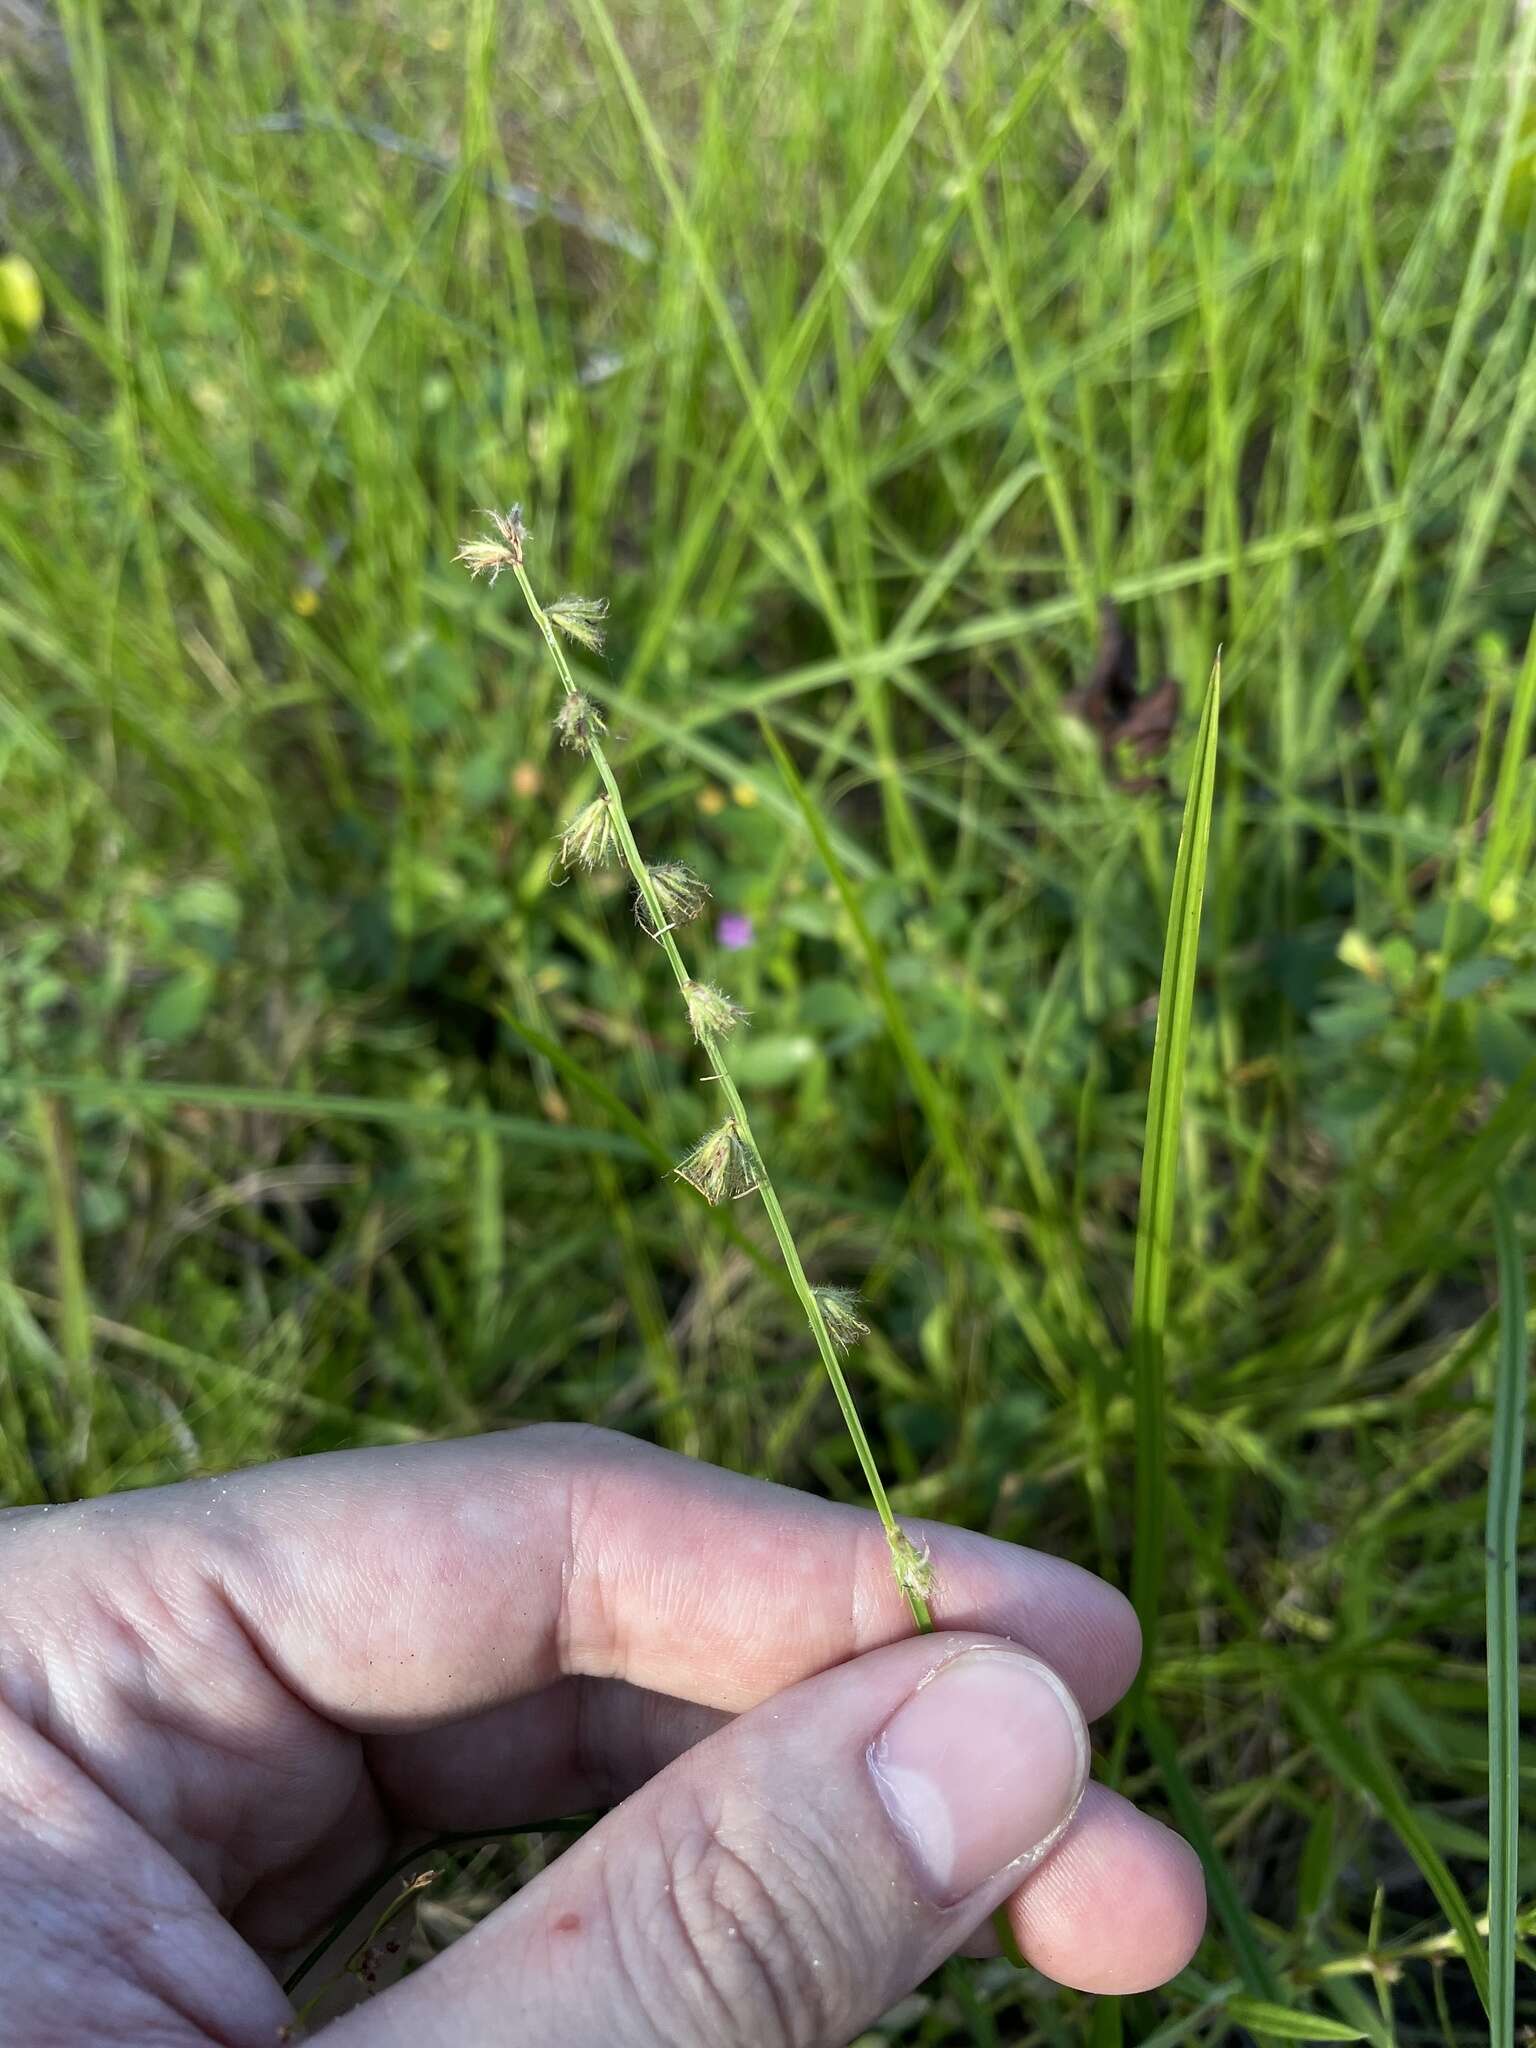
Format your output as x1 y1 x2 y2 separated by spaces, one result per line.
0 254 43 348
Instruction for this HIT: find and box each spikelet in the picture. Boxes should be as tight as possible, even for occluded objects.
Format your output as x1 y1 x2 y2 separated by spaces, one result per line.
454 504 527 582
547 596 609 653
675 1119 761 1204
637 861 709 938
888 1527 934 1602
553 692 607 754
812 1286 870 1351
557 794 619 871
682 980 749 1042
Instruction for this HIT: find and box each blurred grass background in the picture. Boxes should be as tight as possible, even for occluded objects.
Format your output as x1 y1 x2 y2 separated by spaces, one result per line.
2 0 1534 2040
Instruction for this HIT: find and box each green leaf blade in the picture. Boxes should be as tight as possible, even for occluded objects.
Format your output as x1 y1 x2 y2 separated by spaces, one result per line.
1224 1998 1367 2042
1129 652 1223 1666
1487 1184 1528 2048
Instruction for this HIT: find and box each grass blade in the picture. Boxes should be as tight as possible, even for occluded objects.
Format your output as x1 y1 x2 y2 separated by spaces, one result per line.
1223 1999 1365 2042
1481 623 1536 907
27 1092 96 1485
1284 1681 1492 2016
1487 1185 1528 2048
1129 652 1222 1671
1141 1701 1279 1999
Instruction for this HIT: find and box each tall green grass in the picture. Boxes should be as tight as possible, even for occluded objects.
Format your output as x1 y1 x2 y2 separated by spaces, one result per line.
1487 1187 1529 2048
1127 652 1221 1680
1 0 1533 2037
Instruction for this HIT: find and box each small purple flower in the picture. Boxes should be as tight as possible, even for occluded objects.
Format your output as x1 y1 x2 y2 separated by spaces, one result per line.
716 911 755 951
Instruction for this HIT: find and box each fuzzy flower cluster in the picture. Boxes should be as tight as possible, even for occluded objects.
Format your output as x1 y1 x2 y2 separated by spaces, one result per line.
553 692 606 755
812 1286 870 1351
888 1527 935 1602
675 1118 761 1204
557 793 618 871
683 980 749 1043
454 504 526 583
547 595 609 653
638 861 709 939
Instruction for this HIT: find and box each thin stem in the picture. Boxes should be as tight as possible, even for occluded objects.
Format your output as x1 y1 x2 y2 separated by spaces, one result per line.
508 556 931 1632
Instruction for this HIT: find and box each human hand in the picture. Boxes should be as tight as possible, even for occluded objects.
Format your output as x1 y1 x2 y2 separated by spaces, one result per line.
0 1425 1204 2046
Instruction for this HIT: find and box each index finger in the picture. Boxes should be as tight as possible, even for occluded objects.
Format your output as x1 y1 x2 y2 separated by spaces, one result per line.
59 1424 1141 1726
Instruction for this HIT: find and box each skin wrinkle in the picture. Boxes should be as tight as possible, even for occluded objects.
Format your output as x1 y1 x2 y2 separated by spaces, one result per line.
5 1516 393 1959
5 1568 242 1898
693 1825 805 2047
203 1486 342 1719
597 1824 702 2046
628 1788 768 2048
716 1795 866 2046
3 1528 374 1921
210 1523 366 1728
73 1888 245 2048
139 1570 335 1844
15 1875 220 2048
601 1736 875 2048
198 1570 368 1862
0 1704 292 2048
96 1685 266 1906
0 1600 55 1734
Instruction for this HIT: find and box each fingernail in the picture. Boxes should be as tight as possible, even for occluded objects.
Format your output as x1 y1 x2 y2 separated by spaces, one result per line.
868 1648 1088 1906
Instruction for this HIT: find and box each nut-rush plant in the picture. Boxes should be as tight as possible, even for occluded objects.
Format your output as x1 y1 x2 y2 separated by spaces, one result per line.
457 506 937 1625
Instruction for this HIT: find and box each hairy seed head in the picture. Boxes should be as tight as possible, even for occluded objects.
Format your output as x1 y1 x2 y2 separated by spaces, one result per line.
547 595 609 653
682 980 749 1042
557 794 619 871
638 861 710 938
454 504 527 583
812 1285 870 1351
553 692 607 754
675 1119 761 1204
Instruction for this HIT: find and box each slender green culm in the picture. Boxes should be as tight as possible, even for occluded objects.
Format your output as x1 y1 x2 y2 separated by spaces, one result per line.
27 1090 97 1487
1486 1185 1528 2048
1127 652 1222 1687
1480 623 1536 911
457 505 932 1630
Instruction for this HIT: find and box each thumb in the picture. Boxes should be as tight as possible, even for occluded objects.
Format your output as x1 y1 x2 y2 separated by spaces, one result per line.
330 1634 1089 2048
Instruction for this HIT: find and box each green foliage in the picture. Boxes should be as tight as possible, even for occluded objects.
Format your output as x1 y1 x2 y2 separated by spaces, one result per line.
1 0 1534 2038
1127 654 1219 1678
1223 2000 1366 2042
1488 1187 1530 2048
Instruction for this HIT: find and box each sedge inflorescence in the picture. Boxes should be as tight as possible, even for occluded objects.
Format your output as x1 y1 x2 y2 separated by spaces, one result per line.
455 503 934 1636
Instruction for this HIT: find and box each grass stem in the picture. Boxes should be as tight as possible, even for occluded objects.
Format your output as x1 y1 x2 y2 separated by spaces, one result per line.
502 542 932 1630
